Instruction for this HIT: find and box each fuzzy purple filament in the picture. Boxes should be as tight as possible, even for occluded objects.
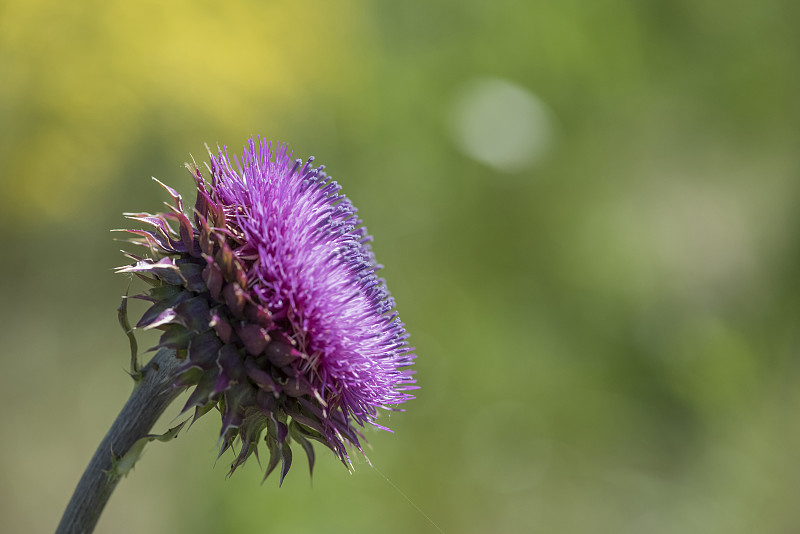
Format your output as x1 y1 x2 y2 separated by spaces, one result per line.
208 139 416 430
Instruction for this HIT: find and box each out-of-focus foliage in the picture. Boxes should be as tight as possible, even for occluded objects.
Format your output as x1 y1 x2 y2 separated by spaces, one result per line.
2 1 800 533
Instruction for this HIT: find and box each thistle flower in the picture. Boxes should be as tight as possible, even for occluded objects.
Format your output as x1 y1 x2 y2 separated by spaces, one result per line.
117 137 416 484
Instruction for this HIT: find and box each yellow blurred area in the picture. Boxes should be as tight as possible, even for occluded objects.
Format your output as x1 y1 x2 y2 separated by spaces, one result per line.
0 0 364 221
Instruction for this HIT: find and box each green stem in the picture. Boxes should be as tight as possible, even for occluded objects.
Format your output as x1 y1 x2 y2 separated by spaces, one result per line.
55 348 185 534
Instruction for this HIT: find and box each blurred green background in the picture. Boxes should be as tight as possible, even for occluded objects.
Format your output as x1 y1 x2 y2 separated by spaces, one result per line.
2 0 800 532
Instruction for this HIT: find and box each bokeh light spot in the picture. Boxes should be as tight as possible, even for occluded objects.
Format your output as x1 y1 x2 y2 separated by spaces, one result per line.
449 77 554 172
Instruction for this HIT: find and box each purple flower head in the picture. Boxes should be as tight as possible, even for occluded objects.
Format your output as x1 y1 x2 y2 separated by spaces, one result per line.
118 137 416 483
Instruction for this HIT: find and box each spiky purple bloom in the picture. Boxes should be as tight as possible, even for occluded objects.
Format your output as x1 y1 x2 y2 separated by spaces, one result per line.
118 137 416 483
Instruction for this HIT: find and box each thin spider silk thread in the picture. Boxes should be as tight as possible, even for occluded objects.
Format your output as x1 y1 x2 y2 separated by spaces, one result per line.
369 462 446 534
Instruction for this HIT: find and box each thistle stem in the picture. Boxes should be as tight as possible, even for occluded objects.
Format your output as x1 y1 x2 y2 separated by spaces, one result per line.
55 348 186 534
